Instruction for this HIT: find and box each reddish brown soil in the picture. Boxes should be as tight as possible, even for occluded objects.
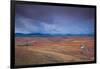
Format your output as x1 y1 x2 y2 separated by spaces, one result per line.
15 36 95 66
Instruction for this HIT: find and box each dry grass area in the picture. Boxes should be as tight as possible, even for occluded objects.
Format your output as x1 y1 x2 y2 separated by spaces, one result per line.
15 36 94 66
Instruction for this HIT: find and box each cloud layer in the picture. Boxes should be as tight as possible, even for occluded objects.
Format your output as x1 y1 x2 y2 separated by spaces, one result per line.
15 4 95 35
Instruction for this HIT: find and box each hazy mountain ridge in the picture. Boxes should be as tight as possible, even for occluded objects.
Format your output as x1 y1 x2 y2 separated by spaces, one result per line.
15 33 94 37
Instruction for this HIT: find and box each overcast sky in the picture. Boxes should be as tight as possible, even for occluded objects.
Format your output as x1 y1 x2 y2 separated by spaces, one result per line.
15 4 95 35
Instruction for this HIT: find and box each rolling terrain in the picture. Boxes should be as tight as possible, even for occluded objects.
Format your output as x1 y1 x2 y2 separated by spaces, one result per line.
15 36 94 66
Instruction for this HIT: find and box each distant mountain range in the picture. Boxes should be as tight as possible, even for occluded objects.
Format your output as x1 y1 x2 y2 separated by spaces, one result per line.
15 33 94 37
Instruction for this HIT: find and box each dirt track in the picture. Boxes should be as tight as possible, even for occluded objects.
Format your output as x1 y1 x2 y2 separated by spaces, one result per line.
15 36 94 66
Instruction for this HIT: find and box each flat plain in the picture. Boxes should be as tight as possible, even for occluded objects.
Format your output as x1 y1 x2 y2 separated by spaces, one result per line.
15 36 94 66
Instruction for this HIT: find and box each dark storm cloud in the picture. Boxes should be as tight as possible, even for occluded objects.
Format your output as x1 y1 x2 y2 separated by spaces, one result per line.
15 4 95 34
